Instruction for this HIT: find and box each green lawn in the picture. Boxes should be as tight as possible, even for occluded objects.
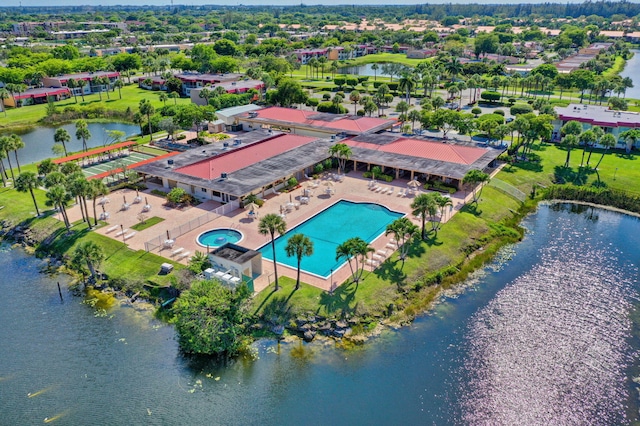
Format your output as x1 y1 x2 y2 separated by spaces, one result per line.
131 216 164 232
0 83 190 131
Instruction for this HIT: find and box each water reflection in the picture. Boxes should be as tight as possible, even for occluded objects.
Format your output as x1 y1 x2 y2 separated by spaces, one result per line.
461 212 638 424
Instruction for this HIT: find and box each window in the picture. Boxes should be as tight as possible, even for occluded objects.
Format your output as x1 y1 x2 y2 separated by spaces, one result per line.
201 188 207 193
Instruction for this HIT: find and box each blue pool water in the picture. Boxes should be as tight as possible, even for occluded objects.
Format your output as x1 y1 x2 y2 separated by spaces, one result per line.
260 200 404 278
197 228 243 248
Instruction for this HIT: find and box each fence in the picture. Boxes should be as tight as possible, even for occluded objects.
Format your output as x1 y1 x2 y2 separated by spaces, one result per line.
489 178 527 203
144 200 240 252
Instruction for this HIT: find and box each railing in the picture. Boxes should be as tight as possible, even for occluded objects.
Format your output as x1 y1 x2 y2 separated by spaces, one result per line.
144 200 240 252
489 178 527 202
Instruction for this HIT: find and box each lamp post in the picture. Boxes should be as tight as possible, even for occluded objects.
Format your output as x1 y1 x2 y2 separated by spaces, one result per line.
120 224 126 245
614 167 618 180
330 268 334 295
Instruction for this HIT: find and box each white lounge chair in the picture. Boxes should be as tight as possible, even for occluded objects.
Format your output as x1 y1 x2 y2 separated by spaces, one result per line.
106 225 119 233
387 188 394 195
124 232 136 240
177 251 191 259
365 258 379 267
171 247 184 256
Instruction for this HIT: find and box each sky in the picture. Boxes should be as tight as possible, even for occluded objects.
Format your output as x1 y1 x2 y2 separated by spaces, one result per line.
4 0 614 7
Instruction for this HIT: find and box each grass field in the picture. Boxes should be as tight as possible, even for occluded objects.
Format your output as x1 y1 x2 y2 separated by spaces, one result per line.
0 83 190 131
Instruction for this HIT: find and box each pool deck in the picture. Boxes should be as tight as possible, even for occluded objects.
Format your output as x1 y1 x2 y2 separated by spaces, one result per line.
65 171 478 293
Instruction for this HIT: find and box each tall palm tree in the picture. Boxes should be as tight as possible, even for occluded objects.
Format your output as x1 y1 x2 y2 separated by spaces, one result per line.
72 241 104 280
463 170 490 203
398 72 416 104
0 136 16 181
14 171 41 216
561 121 583 167
284 233 314 290
76 79 87 102
0 149 7 187
113 79 124 99
45 185 72 230
101 76 111 100
335 237 371 284
159 92 168 106
139 99 155 142
54 127 71 157
75 119 91 152
594 133 617 170
349 90 361 115
444 58 463 82
371 63 379 81
328 143 352 174
91 76 103 101
258 214 287 291
434 193 453 228
90 179 109 226
9 134 24 173
411 193 435 239
385 217 419 262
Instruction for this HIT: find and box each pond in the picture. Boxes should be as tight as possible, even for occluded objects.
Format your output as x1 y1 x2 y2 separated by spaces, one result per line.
619 50 640 100
1 203 639 424
1 122 140 166
337 63 393 77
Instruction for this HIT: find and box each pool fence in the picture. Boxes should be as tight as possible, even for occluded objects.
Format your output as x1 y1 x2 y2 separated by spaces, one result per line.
144 200 240 252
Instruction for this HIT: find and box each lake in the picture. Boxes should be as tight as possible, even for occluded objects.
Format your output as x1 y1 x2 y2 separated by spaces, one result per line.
1 203 639 424
620 50 640 100
1 122 140 166
337 63 392 78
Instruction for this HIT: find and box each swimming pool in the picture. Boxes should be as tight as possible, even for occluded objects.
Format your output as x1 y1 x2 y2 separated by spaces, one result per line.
260 200 404 278
197 228 243 248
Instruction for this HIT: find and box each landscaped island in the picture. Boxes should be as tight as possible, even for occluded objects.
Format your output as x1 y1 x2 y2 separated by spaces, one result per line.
2 2 640 356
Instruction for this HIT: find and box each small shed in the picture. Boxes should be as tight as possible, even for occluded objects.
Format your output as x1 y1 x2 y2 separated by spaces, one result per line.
209 243 262 281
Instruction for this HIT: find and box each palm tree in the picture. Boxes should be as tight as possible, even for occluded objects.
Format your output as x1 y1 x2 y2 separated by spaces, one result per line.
139 99 155 142
444 58 463 82
14 171 41 216
101 76 111 100
579 130 596 167
92 76 103 101
561 121 583 167
76 79 87 102
0 136 16 181
434 193 453 228
328 143 352 174
411 193 435 239
594 133 617 170
385 217 419 262
335 237 372 285
398 72 416 104
72 241 104 280
371 63 379 81
9 134 24 173
258 214 287 291
463 169 490 203
45 185 72 230
159 92 168 106
349 90 361 115
75 119 91 152
284 233 314 290
0 88 9 116
0 149 7 187
66 78 78 103
168 91 179 105
54 128 71 157
113 79 124 99
89 179 109 226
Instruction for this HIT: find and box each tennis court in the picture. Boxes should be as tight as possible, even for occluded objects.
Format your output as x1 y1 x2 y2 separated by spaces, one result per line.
82 151 155 178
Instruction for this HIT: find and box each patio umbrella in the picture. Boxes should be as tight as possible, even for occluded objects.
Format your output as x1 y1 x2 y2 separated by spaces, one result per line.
123 195 127 203
289 193 292 203
166 230 171 240
244 202 259 211
101 204 106 213
145 197 149 205
323 180 335 187
407 179 421 188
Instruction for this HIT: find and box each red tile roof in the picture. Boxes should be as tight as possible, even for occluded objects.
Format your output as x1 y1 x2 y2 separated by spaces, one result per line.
53 141 137 164
175 134 317 179
249 107 393 134
346 137 486 165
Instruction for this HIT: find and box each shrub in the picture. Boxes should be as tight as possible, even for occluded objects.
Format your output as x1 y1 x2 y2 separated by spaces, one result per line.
425 179 457 194
151 189 168 197
314 163 324 174
471 107 482 117
510 103 534 115
317 102 348 114
287 177 298 188
480 91 501 102
334 77 346 87
357 109 365 116
493 109 505 116
322 93 331 101
362 171 393 182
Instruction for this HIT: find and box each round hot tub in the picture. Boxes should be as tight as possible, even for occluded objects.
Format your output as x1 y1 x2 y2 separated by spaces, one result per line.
196 228 243 248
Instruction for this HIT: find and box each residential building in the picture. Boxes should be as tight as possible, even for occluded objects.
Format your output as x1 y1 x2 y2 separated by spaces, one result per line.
190 80 264 106
553 104 640 149
3 87 71 108
43 71 120 95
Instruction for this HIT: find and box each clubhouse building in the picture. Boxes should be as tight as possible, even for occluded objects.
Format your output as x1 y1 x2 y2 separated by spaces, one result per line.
133 107 503 206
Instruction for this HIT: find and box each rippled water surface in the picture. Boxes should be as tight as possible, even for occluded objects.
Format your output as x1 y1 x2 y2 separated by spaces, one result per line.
1 203 639 425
